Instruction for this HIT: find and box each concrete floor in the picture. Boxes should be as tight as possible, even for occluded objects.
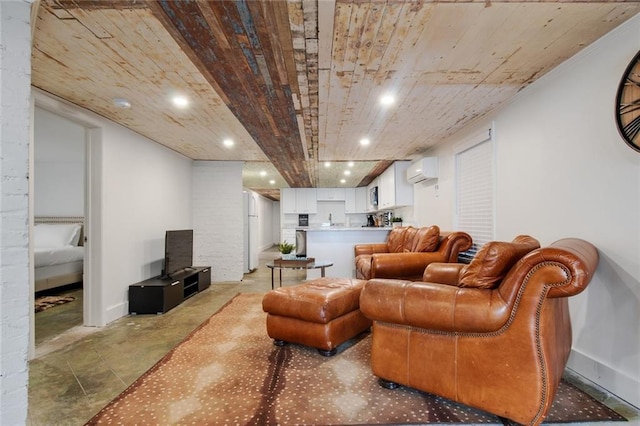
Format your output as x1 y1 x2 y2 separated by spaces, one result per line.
29 247 639 425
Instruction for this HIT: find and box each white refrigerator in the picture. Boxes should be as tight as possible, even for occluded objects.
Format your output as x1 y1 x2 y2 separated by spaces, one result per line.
243 191 259 273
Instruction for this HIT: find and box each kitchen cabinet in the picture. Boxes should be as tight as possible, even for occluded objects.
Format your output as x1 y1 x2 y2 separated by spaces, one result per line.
345 187 368 213
377 161 413 209
281 188 297 214
296 188 317 213
316 187 346 201
281 188 317 214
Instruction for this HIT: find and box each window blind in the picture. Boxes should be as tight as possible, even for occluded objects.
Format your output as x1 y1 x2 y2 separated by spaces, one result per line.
455 136 494 263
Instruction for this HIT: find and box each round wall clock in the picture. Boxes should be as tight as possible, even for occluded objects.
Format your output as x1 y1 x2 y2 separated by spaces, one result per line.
615 50 640 152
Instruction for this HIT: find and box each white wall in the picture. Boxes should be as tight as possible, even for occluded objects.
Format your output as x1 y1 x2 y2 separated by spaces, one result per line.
192 161 244 281
34 107 85 216
271 201 281 246
256 193 276 251
0 1 31 423
413 14 640 406
98 115 193 324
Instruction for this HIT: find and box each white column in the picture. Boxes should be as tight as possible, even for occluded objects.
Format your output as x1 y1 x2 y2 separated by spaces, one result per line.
0 1 33 423
192 161 244 281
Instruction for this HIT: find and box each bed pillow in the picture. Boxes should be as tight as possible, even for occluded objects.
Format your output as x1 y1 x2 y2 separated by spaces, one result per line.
34 223 82 247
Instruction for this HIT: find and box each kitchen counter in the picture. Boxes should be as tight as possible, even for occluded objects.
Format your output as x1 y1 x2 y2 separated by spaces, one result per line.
283 225 392 231
302 227 391 279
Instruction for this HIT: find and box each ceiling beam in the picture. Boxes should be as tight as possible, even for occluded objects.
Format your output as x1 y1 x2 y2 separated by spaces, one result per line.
147 0 313 187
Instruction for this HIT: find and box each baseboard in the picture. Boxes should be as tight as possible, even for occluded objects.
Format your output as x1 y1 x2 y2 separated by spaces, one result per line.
568 349 640 408
105 301 129 325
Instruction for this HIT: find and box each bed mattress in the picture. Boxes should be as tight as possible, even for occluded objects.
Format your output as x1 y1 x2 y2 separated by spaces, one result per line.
34 246 84 268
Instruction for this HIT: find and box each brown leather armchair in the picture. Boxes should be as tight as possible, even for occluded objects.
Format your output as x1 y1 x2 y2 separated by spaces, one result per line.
354 226 472 281
359 236 599 426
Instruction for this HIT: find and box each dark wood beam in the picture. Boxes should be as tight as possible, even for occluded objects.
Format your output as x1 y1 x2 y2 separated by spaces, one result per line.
147 0 312 187
358 160 394 187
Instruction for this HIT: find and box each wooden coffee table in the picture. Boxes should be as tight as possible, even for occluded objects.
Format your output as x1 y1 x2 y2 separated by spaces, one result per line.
265 260 333 289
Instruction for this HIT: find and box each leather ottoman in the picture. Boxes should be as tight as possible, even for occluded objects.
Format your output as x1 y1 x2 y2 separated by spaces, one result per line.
262 277 371 356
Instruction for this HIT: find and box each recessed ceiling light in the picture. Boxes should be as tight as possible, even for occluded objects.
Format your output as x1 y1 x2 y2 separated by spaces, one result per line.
260 170 267 177
269 179 275 185
380 94 395 106
348 161 354 167
223 139 234 147
112 98 131 109
360 138 370 146
344 170 351 176
324 162 331 168
172 95 189 108
340 179 346 184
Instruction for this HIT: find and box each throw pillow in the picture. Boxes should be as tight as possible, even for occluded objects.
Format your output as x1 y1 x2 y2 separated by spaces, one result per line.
458 235 540 289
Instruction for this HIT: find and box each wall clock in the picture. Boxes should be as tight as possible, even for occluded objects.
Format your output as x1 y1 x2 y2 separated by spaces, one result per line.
615 50 640 152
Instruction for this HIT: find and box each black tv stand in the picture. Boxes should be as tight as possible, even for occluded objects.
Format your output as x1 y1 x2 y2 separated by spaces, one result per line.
129 266 211 315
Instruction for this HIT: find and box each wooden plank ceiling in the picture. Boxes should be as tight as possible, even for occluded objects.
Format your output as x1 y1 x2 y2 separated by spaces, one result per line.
32 0 640 200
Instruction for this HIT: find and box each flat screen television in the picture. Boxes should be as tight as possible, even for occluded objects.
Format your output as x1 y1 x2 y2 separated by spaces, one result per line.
164 229 193 277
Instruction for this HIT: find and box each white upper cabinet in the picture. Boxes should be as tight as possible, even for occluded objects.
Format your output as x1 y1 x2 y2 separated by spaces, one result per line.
281 188 317 213
345 187 368 213
316 187 346 201
377 161 413 209
281 188 297 213
296 188 317 213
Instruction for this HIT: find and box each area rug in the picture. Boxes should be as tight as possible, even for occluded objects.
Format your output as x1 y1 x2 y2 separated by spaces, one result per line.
34 295 76 313
86 293 627 425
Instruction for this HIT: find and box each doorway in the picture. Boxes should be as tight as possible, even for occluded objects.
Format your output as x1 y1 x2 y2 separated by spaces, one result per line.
31 96 101 356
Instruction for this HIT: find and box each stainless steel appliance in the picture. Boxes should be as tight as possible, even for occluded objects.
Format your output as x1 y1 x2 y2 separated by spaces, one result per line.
295 229 307 257
382 211 393 227
370 186 378 208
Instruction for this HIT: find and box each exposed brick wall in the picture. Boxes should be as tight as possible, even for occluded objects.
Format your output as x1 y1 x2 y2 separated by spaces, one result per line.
192 161 244 282
0 1 32 423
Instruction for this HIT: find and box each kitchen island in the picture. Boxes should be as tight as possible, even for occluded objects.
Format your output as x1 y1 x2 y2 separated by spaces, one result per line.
302 226 391 279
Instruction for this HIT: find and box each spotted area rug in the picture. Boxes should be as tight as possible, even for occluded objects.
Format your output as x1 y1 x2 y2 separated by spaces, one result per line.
34 295 76 313
86 293 626 425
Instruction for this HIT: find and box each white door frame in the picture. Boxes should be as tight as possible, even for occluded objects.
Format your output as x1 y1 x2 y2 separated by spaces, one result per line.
83 127 102 326
30 90 104 359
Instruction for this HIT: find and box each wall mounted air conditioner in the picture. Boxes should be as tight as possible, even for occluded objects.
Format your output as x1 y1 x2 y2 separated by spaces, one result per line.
407 157 438 184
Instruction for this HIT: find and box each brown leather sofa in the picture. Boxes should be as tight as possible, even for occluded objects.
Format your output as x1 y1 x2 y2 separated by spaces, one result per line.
354 226 472 281
359 236 599 426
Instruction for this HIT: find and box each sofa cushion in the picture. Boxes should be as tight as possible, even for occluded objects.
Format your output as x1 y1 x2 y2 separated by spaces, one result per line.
458 235 540 289
402 226 418 252
386 227 407 253
411 225 440 252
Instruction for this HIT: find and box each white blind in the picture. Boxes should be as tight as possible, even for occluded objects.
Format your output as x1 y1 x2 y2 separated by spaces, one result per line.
455 137 494 263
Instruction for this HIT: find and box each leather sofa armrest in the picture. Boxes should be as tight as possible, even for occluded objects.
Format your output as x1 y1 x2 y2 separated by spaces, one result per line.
354 243 389 257
371 252 447 279
498 238 599 301
422 262 466 285
437 231 473 262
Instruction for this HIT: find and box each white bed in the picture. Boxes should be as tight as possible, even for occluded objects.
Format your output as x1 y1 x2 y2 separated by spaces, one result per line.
34 219 84 293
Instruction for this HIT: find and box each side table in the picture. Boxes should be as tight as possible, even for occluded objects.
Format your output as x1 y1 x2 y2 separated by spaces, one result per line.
265 260 333 289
